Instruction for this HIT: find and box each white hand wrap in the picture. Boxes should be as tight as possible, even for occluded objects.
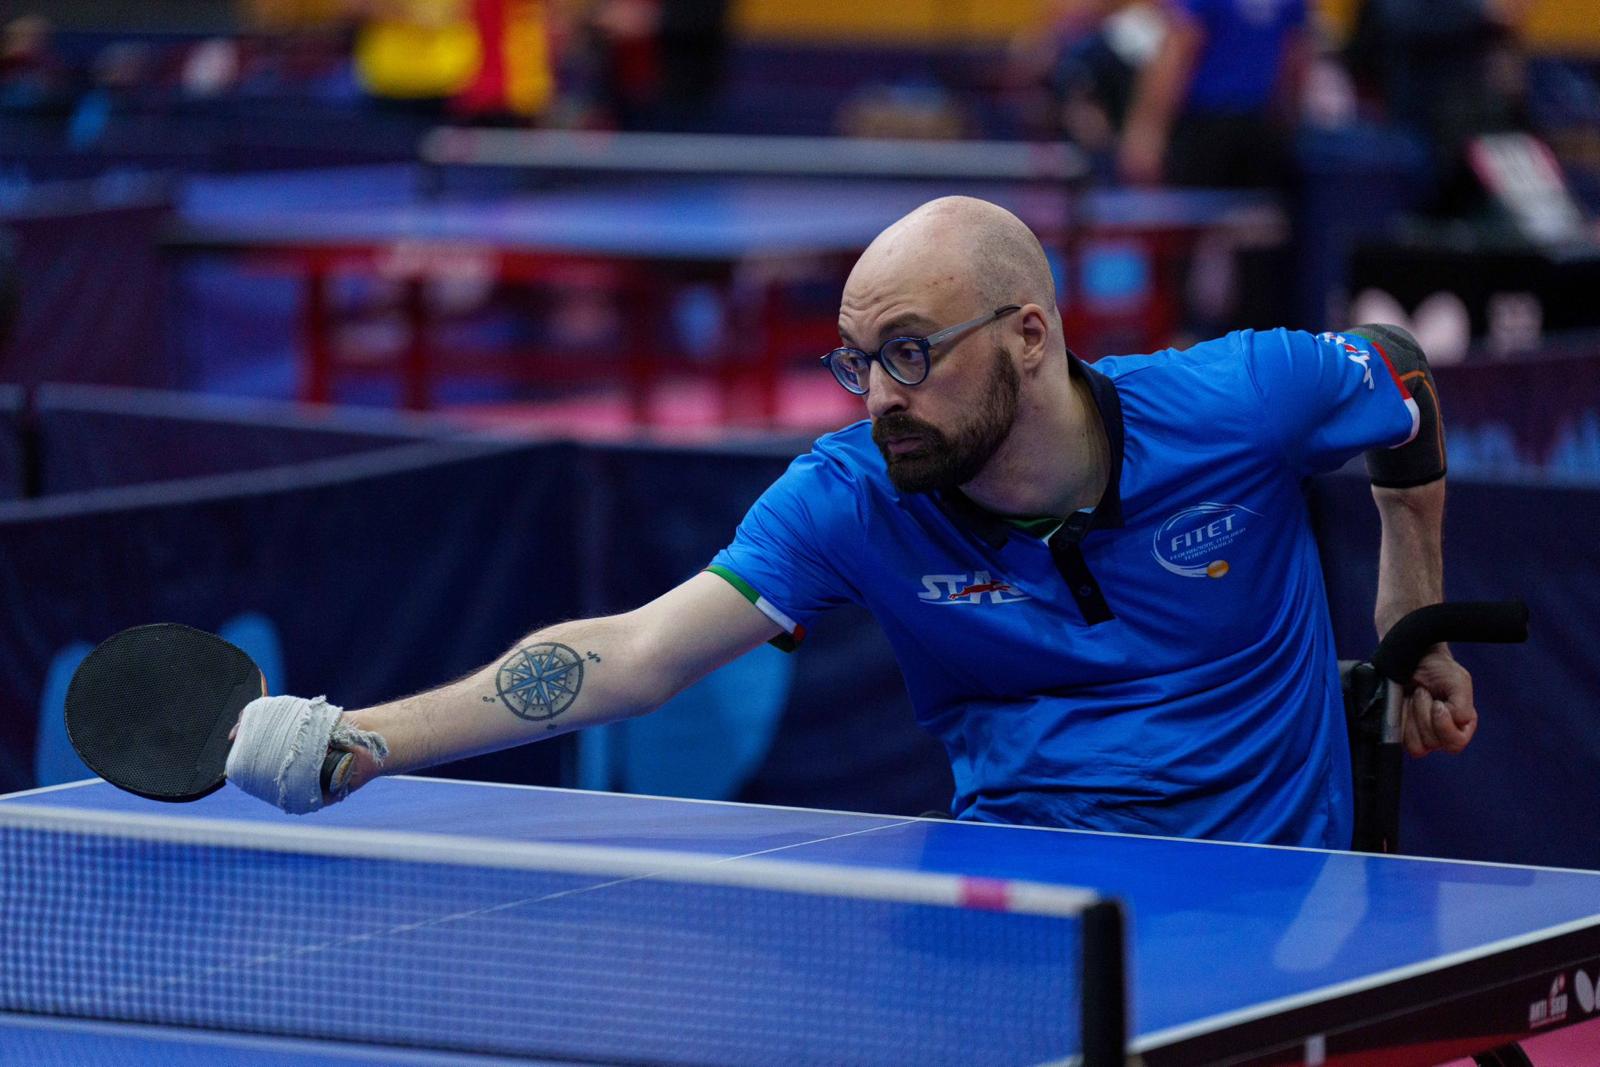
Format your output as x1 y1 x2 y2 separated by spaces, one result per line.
225 695 387 814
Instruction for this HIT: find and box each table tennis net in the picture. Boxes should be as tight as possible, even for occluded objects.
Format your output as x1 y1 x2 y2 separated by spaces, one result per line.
2 803 1103 1066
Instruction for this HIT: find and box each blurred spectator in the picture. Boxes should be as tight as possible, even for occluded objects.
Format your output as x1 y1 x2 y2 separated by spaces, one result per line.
577 0 729 131
0 16 70 111
345 0 557 121
1345 0 1534 217
453 0 557 121
1109 1 1310 337
1056 4 1164 159
1007 1 1164 159
1006 1 1306 187
179 37 244 98
67 39 158 149
349 0 482 115
1118 0 1310 189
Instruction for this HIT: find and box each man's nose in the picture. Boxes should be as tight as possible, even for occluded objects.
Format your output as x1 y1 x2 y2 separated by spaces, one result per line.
864 362 909 419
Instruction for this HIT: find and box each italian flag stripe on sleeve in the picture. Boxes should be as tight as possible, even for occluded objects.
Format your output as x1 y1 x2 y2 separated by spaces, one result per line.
1368 339 1423 445
706 565 806 652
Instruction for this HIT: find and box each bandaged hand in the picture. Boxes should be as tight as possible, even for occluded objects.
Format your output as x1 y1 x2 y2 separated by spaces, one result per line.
226 695 388 814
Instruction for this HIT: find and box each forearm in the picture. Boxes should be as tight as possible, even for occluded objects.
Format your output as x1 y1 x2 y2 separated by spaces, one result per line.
343 614 656 781
1372 478 1445 636
338 572 777 789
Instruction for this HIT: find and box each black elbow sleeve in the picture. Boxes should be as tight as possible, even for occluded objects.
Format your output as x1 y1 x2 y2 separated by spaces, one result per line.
1347 324 1446 489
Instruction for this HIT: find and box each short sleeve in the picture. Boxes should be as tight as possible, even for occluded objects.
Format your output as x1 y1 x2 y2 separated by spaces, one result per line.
707 450 858 650
1244 328 1420 477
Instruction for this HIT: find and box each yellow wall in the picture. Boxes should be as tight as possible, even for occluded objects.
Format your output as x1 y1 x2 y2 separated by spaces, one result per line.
243 0 1600 54
734 0 1600 53
1317 0 1600 52
243 0 348 29
1522 0 1600 54
730 0 1046 44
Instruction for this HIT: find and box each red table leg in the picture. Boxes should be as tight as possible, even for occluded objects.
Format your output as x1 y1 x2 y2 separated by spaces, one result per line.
755 280 785 426
625 268 655 424
403 277 430 411
302 264 332 405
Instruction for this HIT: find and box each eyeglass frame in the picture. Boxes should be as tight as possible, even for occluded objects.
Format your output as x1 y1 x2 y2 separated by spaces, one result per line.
820 304 1023 396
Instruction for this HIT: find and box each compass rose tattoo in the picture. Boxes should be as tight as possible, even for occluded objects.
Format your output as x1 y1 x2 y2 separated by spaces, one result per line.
491 642 599 725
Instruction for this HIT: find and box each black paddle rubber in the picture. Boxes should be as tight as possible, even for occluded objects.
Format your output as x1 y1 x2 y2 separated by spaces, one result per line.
65 623 262 802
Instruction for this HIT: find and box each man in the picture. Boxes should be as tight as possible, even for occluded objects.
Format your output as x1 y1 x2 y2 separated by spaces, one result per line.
1114 0 1310 335
229 197 1471 848
1117 0 1308 190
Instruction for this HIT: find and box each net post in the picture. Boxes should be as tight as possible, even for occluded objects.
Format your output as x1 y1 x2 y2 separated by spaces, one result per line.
1080 897 1128 1067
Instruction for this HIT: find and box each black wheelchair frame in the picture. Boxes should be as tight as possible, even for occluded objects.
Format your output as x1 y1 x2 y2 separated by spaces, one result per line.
1342 599 1530 855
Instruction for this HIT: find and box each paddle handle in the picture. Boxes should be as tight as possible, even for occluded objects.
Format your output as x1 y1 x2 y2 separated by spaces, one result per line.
321 750 355 796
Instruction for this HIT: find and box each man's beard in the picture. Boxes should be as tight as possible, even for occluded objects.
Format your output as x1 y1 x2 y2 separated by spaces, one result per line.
871 346 1020 494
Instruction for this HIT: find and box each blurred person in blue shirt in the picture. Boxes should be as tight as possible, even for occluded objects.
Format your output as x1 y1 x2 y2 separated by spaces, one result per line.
1118 0 1311 189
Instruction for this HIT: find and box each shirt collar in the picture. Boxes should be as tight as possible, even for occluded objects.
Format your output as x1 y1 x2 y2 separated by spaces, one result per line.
935 350 1125 549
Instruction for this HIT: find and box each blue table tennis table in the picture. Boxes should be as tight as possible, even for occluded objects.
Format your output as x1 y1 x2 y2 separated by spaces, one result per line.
8 775 1599 1066
168 163 1275 420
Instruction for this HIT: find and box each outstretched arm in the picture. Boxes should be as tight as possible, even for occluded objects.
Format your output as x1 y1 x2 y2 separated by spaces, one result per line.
232 571 781 808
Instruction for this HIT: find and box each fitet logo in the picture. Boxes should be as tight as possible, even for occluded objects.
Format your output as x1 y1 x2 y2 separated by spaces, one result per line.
1152 502 1261 579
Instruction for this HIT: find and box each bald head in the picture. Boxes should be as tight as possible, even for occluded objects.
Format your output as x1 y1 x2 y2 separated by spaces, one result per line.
838 199 1089 499
847 196 1058 318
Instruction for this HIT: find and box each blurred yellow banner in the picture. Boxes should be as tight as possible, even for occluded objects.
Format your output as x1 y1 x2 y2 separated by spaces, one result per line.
734 0 1600 52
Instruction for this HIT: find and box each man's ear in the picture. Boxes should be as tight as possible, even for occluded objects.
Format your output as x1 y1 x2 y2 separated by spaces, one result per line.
1017 304 1052 373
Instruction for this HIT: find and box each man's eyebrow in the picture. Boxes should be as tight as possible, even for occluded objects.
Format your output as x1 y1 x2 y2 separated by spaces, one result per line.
839 313 935 349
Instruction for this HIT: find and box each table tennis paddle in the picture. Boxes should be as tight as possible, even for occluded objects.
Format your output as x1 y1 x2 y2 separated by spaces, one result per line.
65 623 352 803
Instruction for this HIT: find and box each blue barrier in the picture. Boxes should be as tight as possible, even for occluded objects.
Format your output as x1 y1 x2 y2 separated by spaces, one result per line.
3 389 1596 865
30 384 455 494
1313 473 1600 868
0 176 174 390
0 406 579 797
1434 352 1600 479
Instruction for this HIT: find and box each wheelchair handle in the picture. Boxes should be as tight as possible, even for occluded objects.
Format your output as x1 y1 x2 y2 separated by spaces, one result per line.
1349 599 1529 854
1371 600 1530 685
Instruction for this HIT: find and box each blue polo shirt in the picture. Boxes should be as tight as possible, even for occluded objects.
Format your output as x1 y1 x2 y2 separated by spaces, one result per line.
1173 0 1307 115
708 328 1418 847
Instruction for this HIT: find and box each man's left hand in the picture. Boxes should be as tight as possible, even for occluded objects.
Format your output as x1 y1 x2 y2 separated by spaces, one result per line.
1401 648 1476 757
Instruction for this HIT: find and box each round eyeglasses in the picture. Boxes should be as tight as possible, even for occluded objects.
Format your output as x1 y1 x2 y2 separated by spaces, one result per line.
821 305 1022 395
